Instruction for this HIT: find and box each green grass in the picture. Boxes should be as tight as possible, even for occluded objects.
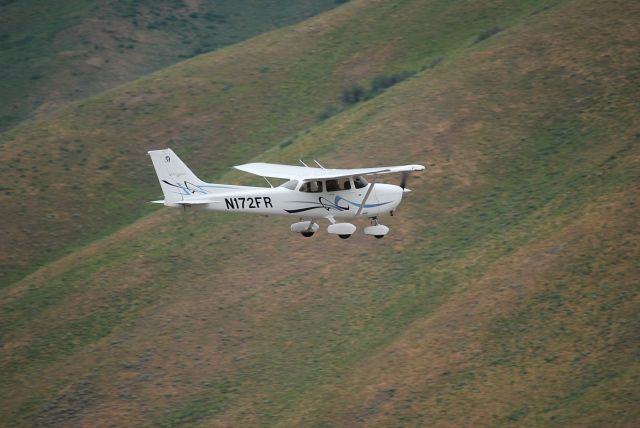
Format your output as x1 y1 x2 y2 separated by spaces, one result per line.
1 0 639 426
0 0 570 287
0 0 341 131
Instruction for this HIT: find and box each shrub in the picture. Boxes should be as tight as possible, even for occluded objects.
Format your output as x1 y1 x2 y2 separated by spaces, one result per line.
280 138 294 148
339 71 415 106
341 85 365 104
318 106 338 121
203 12 227 23
370 71 414 95
475 26 502 44
421 57 444 71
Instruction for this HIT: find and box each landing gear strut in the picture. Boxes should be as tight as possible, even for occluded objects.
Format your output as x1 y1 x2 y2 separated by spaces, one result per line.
364 217 389 239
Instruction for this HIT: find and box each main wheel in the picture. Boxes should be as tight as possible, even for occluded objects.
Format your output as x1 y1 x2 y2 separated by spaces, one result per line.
374 235 385 239
301 231 314 237
338 234 351 239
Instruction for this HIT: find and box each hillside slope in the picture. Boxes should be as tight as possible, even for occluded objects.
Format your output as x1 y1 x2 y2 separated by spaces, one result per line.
0 0 340 130
0 0 565 285
1 0 639 426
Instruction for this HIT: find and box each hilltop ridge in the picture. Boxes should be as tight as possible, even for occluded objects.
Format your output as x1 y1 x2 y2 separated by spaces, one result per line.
0 0 340 130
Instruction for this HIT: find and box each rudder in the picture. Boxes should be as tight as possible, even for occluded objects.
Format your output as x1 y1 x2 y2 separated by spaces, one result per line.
148 148 206 203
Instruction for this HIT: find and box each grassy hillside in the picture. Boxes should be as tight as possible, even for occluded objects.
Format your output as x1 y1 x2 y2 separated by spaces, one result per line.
0 0 566 286
0 0 340 130
1 0 639 426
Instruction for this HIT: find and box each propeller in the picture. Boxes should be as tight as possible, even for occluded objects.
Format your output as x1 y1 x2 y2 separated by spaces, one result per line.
400 171 410 190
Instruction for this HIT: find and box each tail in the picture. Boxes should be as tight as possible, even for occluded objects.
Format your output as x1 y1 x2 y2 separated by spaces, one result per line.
148 148 207 204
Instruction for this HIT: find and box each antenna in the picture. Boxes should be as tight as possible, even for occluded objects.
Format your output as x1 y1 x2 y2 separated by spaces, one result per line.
313 159 325 169
299 159 309 167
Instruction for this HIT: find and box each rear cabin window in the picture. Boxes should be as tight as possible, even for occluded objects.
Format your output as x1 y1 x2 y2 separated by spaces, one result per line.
326 179 352 192
299 180 323 193
280 180 298 190
354 176 368 189
325 179 339 192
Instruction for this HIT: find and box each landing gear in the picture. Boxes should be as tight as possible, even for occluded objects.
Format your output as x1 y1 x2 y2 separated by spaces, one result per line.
291 220 319 237
364 217 389 239
327 219 356 239
293 217 390 240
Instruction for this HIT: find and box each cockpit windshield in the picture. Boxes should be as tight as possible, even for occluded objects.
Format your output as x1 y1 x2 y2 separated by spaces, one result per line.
325 178 352 192
353 176 368 189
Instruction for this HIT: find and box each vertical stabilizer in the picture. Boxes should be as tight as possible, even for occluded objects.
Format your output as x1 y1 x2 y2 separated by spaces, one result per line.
148 148 206 203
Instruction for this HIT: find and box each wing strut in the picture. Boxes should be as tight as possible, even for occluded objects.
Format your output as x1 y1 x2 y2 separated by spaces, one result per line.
356 175 377 217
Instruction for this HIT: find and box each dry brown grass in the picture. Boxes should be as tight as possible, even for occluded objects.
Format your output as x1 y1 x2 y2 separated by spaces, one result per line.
277 187 639 427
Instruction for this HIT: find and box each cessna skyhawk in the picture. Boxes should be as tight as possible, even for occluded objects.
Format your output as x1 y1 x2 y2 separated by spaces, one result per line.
148 149 425 239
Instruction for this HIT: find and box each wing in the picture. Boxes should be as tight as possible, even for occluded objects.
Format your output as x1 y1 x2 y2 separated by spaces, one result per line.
233 163 319 180
234 162 425 181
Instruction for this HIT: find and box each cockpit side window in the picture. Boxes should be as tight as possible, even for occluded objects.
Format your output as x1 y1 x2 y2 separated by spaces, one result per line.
326 178 352 192
280 179 298 190
353 176 368 189
299 180 323 193
325 179 340 192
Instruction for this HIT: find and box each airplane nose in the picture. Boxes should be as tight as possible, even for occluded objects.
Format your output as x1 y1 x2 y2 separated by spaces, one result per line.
374 183 404 204
391 184 405 200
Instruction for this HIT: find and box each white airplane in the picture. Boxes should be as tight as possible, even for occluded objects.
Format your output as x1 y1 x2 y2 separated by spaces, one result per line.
148 148 425 239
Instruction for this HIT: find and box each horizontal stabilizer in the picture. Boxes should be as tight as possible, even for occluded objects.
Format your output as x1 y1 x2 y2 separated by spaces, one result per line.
175 198 222 205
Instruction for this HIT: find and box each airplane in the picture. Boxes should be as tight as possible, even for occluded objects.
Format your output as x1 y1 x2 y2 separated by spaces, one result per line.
148 148 425 239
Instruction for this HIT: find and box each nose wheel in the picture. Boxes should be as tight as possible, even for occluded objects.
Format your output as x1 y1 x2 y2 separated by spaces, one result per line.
364 218 389 238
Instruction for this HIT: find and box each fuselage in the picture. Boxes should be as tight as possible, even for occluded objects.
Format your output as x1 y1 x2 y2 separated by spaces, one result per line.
173 181 404 219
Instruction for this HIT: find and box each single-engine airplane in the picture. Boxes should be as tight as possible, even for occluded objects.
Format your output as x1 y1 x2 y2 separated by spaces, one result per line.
149 148 425 239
